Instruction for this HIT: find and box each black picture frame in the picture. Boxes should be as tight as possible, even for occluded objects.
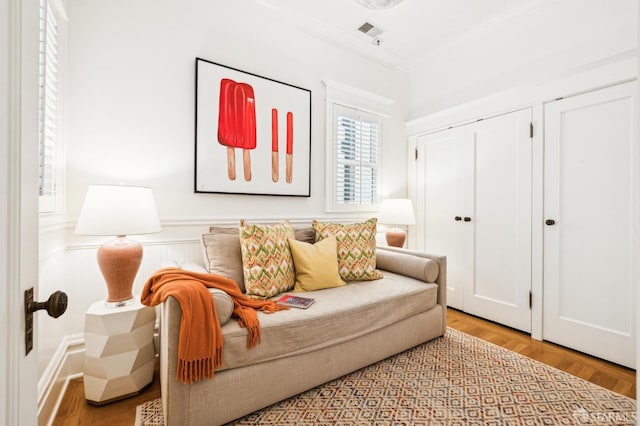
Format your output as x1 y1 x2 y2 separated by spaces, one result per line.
195 57 312 197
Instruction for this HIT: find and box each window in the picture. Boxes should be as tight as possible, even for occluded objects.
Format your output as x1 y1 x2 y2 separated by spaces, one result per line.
334 105 380 207
324 80 393 213
38 0 63 212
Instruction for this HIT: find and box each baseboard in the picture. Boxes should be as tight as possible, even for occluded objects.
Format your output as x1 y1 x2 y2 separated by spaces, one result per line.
38 334 84 426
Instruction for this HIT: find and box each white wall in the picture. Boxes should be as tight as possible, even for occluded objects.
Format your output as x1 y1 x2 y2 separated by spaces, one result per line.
408 0 637 119
64 0 410 224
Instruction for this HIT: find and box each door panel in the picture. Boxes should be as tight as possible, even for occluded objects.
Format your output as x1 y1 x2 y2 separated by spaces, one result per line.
417 130 465 309
464 109 532 332
543 82 635 368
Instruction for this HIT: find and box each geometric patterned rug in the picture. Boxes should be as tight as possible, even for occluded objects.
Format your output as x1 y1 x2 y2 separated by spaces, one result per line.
135 328 636 425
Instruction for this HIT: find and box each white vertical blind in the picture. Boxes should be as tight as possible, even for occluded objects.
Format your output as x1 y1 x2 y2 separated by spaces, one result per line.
38 0 58 200
334 105 380 206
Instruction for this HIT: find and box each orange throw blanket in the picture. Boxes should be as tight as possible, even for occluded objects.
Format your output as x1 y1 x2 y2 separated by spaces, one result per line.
141 268 289 384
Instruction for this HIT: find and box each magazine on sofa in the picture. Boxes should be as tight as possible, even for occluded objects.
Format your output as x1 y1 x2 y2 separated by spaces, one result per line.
276 294 315 309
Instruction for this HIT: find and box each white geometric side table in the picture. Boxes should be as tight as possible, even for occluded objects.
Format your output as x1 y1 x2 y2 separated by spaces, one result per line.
83 298 156 405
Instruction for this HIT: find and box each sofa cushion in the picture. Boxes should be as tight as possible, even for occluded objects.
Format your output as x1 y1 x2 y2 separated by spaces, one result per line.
293 227 316 244
161 262 234 325
312 218 382 281
376 250 439 283
217 271 437 371
202 226 317 293
289 236 346 292
202 232 245 292
239 220 296 298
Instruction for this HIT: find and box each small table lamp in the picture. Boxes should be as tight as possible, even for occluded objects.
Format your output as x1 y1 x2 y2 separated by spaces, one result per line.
75 185 161 306
378 198 416 248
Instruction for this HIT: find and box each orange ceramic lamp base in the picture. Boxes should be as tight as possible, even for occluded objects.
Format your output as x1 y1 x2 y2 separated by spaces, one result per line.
97 236 143 304
385 227 406 248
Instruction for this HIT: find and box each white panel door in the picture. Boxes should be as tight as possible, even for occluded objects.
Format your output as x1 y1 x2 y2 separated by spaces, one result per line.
417 108 532 333
543 82 636 368
416 128 470 309
463 109 532 332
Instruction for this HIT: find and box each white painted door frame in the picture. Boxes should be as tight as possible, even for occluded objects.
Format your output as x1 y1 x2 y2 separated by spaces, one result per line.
2 0 41 424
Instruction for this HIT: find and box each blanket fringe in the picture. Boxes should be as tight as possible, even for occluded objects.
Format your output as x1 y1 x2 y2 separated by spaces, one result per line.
177 347 223 384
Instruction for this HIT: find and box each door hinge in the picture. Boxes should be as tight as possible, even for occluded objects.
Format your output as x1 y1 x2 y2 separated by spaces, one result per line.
529 291 532 309
415 147 418 160
529 122 534 138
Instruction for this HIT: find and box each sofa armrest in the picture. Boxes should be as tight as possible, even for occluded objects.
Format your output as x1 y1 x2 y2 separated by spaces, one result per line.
376 246 447 310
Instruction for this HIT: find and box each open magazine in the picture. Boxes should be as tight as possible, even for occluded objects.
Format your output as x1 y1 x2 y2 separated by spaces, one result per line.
276 294 315 309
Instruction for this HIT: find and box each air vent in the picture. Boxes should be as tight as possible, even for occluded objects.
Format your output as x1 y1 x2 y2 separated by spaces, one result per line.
357 21 383 38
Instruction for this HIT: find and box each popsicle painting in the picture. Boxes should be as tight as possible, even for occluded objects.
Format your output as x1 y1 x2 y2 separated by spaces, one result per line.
195 58 311 196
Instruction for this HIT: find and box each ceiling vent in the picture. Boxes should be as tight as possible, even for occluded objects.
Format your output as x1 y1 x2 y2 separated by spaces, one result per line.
357 22 383 38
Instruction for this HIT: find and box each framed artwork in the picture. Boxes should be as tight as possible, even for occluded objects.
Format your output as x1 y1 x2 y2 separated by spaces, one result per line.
195 57 312 196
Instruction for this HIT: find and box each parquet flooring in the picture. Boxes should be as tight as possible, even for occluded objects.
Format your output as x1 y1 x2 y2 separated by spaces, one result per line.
53 308 636 424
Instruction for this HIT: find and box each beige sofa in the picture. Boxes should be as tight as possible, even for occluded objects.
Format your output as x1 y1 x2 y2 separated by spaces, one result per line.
159 244 446 425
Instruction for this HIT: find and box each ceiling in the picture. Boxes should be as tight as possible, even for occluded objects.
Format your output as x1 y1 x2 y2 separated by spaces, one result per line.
251 0 546 70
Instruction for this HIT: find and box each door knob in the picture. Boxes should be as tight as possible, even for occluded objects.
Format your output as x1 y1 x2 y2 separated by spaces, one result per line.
24 288 68 355
454 216 462 221
27 290 68 318
463 217 472 222
545 219 556 226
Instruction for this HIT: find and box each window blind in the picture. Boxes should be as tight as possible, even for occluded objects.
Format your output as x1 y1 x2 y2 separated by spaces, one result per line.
335 107 380 206
38 0 58 199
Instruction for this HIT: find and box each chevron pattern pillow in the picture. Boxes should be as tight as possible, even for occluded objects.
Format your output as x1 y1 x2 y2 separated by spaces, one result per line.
312 218 383 281
239 220 296 298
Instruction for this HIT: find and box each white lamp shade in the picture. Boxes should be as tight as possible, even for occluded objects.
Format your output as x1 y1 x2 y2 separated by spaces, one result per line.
75 185 161 236
377 198 416 226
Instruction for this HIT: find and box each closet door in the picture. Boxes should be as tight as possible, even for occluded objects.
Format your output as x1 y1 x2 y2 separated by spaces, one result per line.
463 109 532 332
417 108 532 332
416 127 470 310
543 82 636 368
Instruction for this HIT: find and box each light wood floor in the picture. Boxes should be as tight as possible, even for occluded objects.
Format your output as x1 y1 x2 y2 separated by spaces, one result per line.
53 308 636 424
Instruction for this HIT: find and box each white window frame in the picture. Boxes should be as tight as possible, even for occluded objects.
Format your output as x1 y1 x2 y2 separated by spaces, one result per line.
38 0 66 214
324 80 394 213
329 104 382 211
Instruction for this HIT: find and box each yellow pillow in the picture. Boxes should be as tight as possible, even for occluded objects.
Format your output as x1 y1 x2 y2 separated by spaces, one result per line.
289 236 346 292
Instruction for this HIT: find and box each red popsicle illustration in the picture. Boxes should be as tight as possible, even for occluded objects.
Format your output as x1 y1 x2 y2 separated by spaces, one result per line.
272 108 279 182
217 78 256 181
286 111 293 184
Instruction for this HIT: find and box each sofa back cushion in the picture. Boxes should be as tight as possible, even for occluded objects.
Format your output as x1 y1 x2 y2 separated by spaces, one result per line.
201 226 316 294
202 228 246 292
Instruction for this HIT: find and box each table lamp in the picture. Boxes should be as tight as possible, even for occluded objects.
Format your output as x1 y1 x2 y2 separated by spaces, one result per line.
377 198 416 247
75 185 161 306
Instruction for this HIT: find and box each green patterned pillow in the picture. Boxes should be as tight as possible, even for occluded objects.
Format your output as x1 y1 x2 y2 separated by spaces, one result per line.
239 220 296 298
312 218 383 281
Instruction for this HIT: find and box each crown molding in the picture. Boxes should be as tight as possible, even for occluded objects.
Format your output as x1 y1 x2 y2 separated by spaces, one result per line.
249 0 408 71
410 0 557 67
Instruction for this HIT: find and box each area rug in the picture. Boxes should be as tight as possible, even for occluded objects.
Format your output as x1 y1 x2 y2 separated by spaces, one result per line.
135 328 636 425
